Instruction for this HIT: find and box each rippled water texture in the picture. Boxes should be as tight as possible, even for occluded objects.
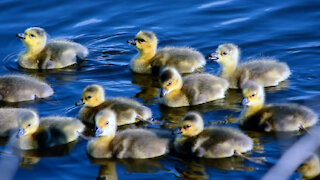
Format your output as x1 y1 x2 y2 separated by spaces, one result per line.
0 0 320 179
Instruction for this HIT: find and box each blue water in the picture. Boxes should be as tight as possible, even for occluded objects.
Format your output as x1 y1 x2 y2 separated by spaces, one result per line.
0 0 320 179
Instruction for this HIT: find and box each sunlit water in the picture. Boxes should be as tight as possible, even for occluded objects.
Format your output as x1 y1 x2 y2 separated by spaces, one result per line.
0 0 320 179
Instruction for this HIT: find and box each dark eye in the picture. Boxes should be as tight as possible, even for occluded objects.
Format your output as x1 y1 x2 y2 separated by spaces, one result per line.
183 125 191 129
106 121 109 125
222 52 228 55
30 34 35 38
251 93 256 97
27 123 31 127
87 96 92 99
168 82 172 86
139 39 145 42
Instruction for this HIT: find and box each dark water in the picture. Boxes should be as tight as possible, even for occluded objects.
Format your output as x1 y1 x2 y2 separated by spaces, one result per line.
0 0 320 179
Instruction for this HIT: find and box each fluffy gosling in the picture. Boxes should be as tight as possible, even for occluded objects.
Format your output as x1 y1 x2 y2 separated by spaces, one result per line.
87 109 169 158
17 27 88 69
128 31 206 75
159 67 229 107
209 43 290 88
13 113 84 150
174 112 253 158
0 74 53 102
77 84 152 125
240 81 318 132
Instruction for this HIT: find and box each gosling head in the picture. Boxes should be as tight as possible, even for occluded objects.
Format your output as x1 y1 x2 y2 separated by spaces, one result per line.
94 109 117 137
241 81 265 106
177 112 204 137
127 31 158 53
17 27 47 52
159 67 183 97
209 43 240 67
77 84 106 107
16 110 39 138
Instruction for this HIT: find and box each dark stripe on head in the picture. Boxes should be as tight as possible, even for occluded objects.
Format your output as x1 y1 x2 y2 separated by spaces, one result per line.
141 31 155 40
85 85 99 93
183 113 199 122
160 69 173 83
32 28 45 36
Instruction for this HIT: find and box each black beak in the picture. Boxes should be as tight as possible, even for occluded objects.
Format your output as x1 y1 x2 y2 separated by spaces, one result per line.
16 33 26 40
127 39 136 46
208 52 219 61
172 128 183 135
75 99 85 106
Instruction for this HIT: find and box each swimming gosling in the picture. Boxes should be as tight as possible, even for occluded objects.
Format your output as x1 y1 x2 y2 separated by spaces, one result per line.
159 67 229 107
87 109 169 158
298 154 320 179
174 112 253 158
0 74 54 102
240 81 318 132
0 108 36 137
13 113 85 150
77 84 152 125
128 31 206 75
17 27 88 69
209 43 291 88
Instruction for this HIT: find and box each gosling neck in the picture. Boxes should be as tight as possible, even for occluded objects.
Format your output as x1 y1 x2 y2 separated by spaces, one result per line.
25 43 45 56
137 47 156 62
220 62 238 78
241 98 265 120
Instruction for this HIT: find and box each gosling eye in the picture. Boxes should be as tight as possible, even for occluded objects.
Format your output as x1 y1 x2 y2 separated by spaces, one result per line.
106 121 109 125
27 123 31 127
251 93 256 97
183 124 191 129
222 51 228 55
139 39 145 43
168 82 172 86
87 96 92 99
30 34 35 38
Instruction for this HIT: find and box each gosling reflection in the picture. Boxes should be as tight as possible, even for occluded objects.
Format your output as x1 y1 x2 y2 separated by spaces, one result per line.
92 157 167 180
132 73 160 104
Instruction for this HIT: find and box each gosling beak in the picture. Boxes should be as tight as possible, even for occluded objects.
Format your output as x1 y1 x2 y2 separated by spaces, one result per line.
172 128 183 135
160 89 168 97
75 99 85 106
127 39 136 46
16 128 25 138
16 33 26 40
95 127 103 137
242 97 250 106
208 52 219 61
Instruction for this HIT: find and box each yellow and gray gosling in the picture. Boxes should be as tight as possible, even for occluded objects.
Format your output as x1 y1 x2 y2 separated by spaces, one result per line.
0 74 53 102
13 113 85 150
240 81 318 132
159 67 229 107
77 84 152 125
17 27 88 69
174 112 253 158
87 109 169 159
298 154 320 179
0 108 36 137
128 31 206 75
209 43 291 88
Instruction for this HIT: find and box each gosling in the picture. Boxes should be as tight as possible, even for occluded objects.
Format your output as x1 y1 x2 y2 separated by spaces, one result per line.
298 154 320 179
17 27 88 69
87 109 169 158
0 108 35 137
13 113 85 150
128 31 206 75
240 81 318 132
77 84 152 125
209 43 291 88
0 74 54 102
174 112 253 158
159 67 229 107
